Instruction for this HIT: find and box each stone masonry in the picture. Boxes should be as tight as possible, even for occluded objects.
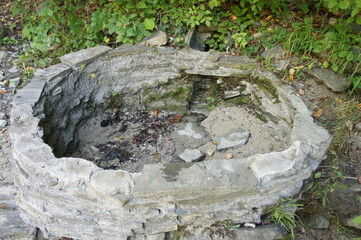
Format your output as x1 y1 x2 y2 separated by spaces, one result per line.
9 45 332 239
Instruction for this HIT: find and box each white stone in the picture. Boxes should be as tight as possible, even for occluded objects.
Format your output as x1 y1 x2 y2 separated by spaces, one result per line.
0 119 7 128
178 149 204 162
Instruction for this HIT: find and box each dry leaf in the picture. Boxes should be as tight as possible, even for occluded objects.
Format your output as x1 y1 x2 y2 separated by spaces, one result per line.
230 14 237 21
345 120 353 131
358 177 361 184
211 141 218 145
289 68 295 82
357 104 361 108
0 203 8 209
298 89 305 96
152 110 159 117
312 108 324 117
335 98 343 103
114 137 124 140
169 115 182 123
25 67 36 72
0 89 7 94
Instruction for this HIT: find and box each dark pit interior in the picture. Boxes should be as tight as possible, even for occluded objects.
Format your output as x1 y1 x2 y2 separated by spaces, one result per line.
39 73 289 172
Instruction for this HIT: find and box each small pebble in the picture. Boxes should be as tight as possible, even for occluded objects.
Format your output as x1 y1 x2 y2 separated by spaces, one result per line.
355 122 361 132
225 153 233 159
207 149 214 157
298 88 305 96
244 223 256 228
0 120 7 128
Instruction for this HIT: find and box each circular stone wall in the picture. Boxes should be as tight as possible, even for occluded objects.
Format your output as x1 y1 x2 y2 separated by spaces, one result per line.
10 45 332 240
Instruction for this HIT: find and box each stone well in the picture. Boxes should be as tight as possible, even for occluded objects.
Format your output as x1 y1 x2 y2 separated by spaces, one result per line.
10 45 332 239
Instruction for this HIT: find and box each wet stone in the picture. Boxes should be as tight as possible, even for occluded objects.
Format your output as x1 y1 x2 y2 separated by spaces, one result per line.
178 149 205 162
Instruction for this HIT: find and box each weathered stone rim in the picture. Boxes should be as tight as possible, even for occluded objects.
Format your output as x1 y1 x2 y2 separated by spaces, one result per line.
9 44 332 239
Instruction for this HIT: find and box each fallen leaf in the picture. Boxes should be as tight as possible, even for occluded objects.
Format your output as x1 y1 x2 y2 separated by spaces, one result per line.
357 104 361 108
0 89 7 94
298 89 305 96
312 108 324 117
25 67 35 72
152 110 159 117
358 177 361 184
230 14 237 21
0 203 8 209
345 120 353 131
335 98 343 103
114 137 124 140
169 115 182 123
289 68 295 82
211 141 218 145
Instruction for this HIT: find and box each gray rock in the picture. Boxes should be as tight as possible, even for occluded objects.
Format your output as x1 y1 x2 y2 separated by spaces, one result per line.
0 119 7 128
178 149 204 162
0 112 5 119
218 54 257 73
261 45 287 59
9 77 20 88
274 59 291 71
305 214 330 229
172 122 210 154
185 28 211 51
201 62 219 70
224 90 241 99
305 67 350 92
170 224 283 240
0 21 8 39
0 50 10 62
60 45 111 67
139 30 167 46
355 122 361 131
157 46 176 55
327 184 361 230
216 130 250 150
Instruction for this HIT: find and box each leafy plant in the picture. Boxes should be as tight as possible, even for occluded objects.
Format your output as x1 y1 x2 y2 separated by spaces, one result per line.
323 0 361 24
267 198 303 239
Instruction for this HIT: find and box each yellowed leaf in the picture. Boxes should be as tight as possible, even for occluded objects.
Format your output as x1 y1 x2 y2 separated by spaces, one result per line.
289 68 295 82
335 98 343 103
345 120 353 131
25 67 36 72
230 14 237 21
211 141 218 145
152 110 159 117
0 89 7 94
114 137 124 140
312 108 324 117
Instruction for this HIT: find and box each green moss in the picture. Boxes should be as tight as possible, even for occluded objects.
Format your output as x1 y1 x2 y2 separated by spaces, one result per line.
251 78 279 102
108 92 124 108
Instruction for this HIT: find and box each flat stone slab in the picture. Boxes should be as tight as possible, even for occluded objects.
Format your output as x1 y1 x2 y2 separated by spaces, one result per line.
261 44 287 59
171 122 210 154
139 30 167 46
216 129 250 150
224 90 241 99
178 149 204 162
60 45 111 67
305 67 349 92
